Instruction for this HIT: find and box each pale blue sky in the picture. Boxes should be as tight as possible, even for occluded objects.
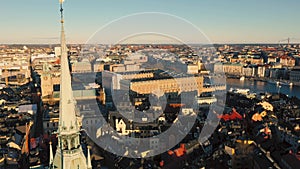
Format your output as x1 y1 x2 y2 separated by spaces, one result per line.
1 0 300 44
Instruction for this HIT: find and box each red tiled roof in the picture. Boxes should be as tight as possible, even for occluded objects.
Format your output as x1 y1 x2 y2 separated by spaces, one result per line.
160 160 164 167
174 144 186 157
168 144 186 157
218 108 243 121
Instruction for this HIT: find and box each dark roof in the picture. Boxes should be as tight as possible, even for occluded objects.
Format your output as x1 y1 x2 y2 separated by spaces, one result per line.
253 152 273 168
15 125 27 135
281 153 300 169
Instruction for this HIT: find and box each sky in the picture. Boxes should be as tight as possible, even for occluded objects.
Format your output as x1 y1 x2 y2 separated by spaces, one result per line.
1 0 300 44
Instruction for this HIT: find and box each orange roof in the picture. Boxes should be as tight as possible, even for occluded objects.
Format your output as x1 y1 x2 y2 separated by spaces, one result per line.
175 144 186 157
252 113 263 122
169 103 185 108
55 58 60 64
160 160 164 167
168 150 174 155
169 144 186 157
264 127 271 134
174 148 185 157
218 108 243 121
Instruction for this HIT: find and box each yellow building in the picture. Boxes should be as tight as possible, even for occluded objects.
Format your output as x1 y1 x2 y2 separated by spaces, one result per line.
129 76 204 95
224 63 243 75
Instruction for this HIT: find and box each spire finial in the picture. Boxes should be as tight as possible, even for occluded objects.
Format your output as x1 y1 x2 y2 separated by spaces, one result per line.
59 0 64 23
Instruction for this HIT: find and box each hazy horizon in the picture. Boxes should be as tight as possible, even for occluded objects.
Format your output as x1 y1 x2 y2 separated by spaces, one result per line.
1 0 300 44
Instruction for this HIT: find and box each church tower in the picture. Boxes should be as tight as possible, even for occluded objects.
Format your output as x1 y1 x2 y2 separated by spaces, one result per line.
52 0 91 168
41 62 53 98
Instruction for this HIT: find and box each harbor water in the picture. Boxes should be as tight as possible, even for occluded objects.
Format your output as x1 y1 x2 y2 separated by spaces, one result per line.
226 78 300 99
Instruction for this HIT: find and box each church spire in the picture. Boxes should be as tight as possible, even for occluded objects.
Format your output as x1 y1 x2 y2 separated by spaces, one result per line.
58 0 78 135
53 1 90 168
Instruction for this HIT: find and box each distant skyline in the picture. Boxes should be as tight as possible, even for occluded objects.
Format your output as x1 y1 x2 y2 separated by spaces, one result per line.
1 0 300 44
